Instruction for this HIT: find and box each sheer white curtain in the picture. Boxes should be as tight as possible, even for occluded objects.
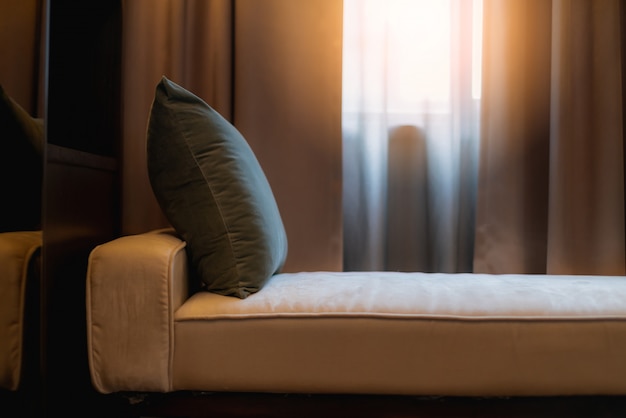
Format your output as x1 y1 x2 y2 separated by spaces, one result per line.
342 0 482 272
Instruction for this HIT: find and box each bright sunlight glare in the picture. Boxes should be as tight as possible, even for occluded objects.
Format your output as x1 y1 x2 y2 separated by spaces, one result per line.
384 0 451 108
342 0 483 113
472 0 483 99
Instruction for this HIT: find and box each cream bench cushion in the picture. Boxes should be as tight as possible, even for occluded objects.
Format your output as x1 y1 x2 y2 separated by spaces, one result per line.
0 230 41 391
87 229 626 396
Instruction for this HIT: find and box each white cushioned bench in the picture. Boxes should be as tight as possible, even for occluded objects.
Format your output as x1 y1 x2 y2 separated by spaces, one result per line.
86 229 626 397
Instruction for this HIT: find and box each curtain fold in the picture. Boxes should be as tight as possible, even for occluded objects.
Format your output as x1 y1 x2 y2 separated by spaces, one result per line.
547 0 625 274
233 0 344 272
120 0 624 275
0 0 46 116
0 0 46 235
473 0 553 274
474 0 626 275
345 0 626 276
120 0 344 271
120 0 233 235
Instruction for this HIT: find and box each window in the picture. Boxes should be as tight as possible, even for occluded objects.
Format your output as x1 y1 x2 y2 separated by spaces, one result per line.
342 0 483 272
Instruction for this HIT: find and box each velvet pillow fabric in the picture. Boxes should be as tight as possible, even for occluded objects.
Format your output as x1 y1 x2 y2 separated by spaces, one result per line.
147 76 288 298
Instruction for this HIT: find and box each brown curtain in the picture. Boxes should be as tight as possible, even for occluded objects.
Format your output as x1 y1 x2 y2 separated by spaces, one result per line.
474 0 626 275
121 0 233 236
233 0 343 272
0 0 46 235
0 0 46 116
120 0 343 272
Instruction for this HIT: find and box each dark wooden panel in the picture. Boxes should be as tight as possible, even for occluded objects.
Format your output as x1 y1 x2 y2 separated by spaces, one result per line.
43 1 122 416
41 146 119 416
46 0 122 157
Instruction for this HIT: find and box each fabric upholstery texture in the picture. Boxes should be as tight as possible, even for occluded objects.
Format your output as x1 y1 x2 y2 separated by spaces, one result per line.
174 272 626 395
86 229 188 393
0 230 42 391
87 230 626 396
146 76 288 299
0 85 44 233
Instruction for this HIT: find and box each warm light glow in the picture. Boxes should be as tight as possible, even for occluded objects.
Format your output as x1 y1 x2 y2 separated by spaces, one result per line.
384 0 452 107
342 0 483 114
472 0 483 99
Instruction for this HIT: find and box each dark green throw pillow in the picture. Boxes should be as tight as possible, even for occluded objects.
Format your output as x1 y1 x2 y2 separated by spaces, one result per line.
147 76 288 299
0 85 44 233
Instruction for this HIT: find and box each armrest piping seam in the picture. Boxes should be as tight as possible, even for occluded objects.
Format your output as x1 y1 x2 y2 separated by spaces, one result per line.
168 239 187 391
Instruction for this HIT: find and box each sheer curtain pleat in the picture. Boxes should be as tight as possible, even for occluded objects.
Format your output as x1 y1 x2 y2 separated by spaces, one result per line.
345 0 626 276
342 0 480 272
118 0 624 275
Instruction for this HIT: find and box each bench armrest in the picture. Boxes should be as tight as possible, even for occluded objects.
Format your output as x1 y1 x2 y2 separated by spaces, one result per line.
86 228 188 394
0 231 41 391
